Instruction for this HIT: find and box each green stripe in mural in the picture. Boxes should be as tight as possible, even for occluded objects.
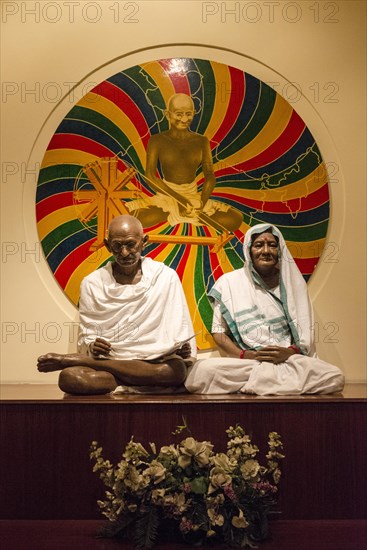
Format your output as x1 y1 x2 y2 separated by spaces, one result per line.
66 106 144 174
218 83 277 160
194 246 212 331
245 218 329 242
194 59 216 136
217 143 324 190
41 219 94 257
123 66 168 133
224 243 244 270
38 164 84 185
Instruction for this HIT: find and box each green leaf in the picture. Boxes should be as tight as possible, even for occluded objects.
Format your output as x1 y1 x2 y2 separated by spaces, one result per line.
97 515 134 539
133 507 160 549
190 477 208 495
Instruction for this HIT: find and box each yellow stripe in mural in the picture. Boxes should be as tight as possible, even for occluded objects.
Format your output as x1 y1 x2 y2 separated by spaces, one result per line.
239 221 251 236
203 62 231 143
41 150 98 169
141 61 176 108
153 243 176 263
219 92 293 168
215 163 328 203
216 247 238 275
181 246 199 329
76 93 147 162
37 206 77 241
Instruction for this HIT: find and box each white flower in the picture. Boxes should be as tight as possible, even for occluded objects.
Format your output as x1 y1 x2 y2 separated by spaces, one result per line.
142 460 166 485
173 492 188 514
240 459 261 480
124 465 147 492
123 439 149 462
151 488 166 504
160 492 188 514
159 444 179 459
115 460 128 480
210 452 237 472
207 508 224 526
178 437 213 468
231 509 249 529
208 467 232 494
90 425 283 543
207 493 225 506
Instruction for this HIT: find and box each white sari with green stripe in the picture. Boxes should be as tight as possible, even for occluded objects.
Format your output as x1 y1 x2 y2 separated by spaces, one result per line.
185 224 344 395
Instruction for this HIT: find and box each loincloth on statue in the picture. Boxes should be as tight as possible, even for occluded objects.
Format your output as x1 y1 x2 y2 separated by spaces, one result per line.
126 179 230 226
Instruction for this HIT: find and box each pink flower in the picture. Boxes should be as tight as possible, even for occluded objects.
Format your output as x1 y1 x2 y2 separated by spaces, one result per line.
179 518 193 534
224 484 237 502
182 482 192 493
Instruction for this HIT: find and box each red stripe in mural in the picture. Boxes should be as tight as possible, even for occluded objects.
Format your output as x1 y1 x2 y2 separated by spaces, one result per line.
36 192 74 222
158 60 191 95
294 257 318 274
208 250 224 281
92 82 151 147
47 134 128 174
214 110 305 178
48 133 111 155
175 234 192 280
210 67 245 148
201 225 214 238
145 243 166 260
217 183 329 213
54 239 97 289
237 111 305 172
146 224 181 260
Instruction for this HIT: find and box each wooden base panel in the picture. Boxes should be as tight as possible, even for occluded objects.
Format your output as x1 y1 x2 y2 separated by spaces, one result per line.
1 384 366 521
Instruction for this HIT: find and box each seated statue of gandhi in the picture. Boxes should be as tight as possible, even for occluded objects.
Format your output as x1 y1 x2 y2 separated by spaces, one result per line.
37 215 196 395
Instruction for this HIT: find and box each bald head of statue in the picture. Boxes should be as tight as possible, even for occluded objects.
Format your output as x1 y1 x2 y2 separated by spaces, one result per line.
167 93 195 113
107 215 144 239
165 94 195 131
104 215 148 276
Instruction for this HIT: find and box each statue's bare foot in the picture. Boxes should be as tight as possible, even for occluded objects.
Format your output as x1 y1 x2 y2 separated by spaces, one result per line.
37 353 89 372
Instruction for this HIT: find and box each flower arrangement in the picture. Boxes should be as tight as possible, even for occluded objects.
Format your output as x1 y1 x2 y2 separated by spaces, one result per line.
90 423 284 548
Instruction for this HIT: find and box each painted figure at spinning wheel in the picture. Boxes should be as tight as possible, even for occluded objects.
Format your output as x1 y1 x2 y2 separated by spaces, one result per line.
126 93 243 233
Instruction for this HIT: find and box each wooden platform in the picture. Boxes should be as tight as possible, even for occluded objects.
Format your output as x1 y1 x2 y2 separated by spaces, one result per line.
1 382 366 402
1 384 366 523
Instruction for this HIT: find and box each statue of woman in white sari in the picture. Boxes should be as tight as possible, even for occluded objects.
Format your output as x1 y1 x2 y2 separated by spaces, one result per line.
185 223 345 395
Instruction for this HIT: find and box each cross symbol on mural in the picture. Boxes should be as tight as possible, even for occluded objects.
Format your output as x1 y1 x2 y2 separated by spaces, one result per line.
74 157 137 250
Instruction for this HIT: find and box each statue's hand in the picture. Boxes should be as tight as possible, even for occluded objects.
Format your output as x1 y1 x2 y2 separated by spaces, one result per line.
256 346 297 364
183 198 203 218
175 342 192 359
90 338 111 357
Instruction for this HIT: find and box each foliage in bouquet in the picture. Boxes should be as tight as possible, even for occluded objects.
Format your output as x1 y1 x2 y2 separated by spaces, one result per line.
90 424 284 548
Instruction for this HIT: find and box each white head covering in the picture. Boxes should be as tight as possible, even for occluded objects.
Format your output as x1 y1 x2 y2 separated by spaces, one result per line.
242 223 315 355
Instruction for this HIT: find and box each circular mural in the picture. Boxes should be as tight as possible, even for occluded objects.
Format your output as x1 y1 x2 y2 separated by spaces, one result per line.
36 57 330 349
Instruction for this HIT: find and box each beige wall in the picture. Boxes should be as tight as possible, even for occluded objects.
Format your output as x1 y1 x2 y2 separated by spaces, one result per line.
1 0 366 383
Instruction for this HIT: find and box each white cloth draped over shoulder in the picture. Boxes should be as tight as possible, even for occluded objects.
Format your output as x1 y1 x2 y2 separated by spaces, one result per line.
185 223 344 395
77 257 196 361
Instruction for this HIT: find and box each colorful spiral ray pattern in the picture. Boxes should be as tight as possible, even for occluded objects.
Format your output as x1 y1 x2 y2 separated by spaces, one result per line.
36 58 330 349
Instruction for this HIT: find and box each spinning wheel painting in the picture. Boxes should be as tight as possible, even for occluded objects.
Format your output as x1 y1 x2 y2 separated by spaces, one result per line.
36 58 330 349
